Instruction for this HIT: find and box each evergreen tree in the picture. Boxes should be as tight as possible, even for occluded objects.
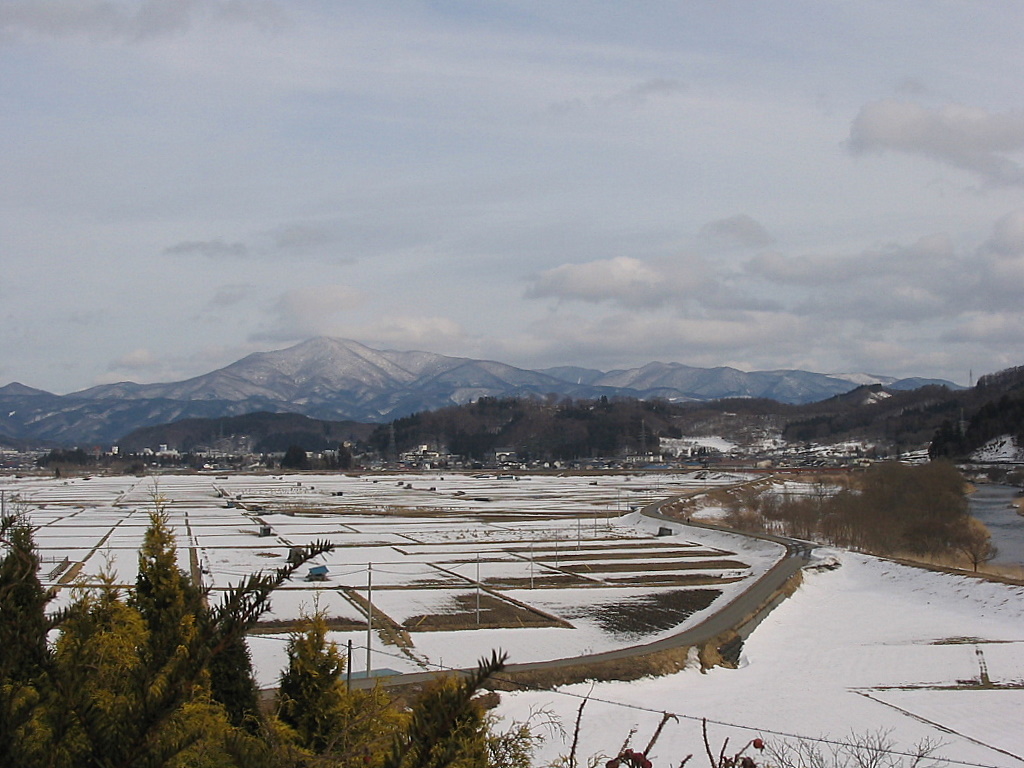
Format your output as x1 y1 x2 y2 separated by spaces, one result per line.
385 652 505 768
0 508 52 682
132 501 203 671
208 631 263 731
0 508 58 766
281 445 310 470
277 611 348 753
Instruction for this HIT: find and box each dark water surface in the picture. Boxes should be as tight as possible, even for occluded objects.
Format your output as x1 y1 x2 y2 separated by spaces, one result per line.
967 483 1024 568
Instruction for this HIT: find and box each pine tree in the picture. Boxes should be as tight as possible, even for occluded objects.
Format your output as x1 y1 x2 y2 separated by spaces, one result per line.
132 504 203 671
0 508 52 682
385 652 506 768
0 508 57 766
209 631 263 731
277 611 348 753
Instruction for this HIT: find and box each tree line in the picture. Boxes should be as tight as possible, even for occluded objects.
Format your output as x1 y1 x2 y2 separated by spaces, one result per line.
721 462 998 570
368 396 682 462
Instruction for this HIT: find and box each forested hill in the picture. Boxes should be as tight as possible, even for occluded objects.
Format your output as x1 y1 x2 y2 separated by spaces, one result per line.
368 396 688 461
929 366 1024 458
109 364 1024 460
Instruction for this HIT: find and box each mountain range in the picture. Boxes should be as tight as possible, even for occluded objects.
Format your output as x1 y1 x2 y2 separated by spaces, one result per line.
0 337 959 446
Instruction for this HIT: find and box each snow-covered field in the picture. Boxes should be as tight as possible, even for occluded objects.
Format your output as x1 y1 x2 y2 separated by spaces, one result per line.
496 551 1024 768
2 470 777 677
5 470 1023 767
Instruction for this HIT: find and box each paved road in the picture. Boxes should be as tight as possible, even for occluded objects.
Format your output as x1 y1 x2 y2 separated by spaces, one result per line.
356 490 813 688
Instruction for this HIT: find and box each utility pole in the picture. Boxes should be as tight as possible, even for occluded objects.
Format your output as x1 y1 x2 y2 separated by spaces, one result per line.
475 553 481 625
346 639 353 689
366 563 373 677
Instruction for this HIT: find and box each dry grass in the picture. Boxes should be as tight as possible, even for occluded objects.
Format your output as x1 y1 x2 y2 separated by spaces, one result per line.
883 551 1024 586
487 644 698 691
251 616 366 634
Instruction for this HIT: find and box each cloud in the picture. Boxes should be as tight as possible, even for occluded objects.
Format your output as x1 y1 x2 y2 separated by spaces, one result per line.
263 284 365 340
747 233 957 291
746 250 867 286
517 309 817 370
163 239 249 259
0 0 284 42
983 209 1024 256
547 77 686 115
107 347 157 371
699 214 775 248
526 256 685 308
849 100 1024 185
943 312 1024 344
206 284 254 308
355 316 466 349
607 78 687 106
270 222 339 252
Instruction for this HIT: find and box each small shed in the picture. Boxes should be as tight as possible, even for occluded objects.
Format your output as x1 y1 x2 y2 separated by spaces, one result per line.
306 564 329 582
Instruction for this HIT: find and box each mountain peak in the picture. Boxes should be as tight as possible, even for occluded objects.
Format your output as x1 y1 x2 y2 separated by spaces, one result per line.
0 382 50 397
0 337 968 445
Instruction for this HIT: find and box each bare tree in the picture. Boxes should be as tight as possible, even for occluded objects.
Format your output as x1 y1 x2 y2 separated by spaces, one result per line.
953 517 998 572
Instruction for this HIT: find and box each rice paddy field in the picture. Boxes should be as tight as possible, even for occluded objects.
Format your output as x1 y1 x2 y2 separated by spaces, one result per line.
1 470 782 684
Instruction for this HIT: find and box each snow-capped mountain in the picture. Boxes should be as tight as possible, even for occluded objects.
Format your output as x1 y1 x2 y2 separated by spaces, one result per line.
0 338 959 445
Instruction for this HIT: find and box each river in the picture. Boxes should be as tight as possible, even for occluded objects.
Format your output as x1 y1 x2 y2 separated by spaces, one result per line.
967 483 1024 571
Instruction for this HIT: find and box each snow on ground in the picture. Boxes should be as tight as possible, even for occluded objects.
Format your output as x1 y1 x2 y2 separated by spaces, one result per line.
8 471 1023 765
260 587 363 624
495 551 1024 768
972 435 1024 463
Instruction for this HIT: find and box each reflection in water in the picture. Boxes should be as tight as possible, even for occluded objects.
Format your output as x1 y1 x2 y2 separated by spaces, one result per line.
967 484 1024 568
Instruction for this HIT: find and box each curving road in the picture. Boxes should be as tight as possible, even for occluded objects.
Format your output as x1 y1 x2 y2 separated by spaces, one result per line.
356 490 814 688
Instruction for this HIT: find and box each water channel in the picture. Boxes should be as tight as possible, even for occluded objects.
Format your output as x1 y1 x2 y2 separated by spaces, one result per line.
967 483 1024 573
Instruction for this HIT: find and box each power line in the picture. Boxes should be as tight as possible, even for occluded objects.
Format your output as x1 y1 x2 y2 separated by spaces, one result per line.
341 642 1018 768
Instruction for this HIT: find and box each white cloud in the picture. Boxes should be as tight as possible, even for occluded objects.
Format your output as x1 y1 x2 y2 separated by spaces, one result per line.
108 347 156 371
526 256 702 309
944 312 1024 344
849 100 1024 185
354 317 466 350
260 284 365 341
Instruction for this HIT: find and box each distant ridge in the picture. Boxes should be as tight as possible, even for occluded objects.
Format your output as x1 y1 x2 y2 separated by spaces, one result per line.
0 337 960 445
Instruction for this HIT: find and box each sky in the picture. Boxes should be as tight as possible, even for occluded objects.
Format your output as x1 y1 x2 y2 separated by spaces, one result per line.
3 1 1024 394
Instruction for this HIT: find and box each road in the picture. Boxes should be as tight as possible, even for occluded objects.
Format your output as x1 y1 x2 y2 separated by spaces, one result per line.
355 490 814 689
